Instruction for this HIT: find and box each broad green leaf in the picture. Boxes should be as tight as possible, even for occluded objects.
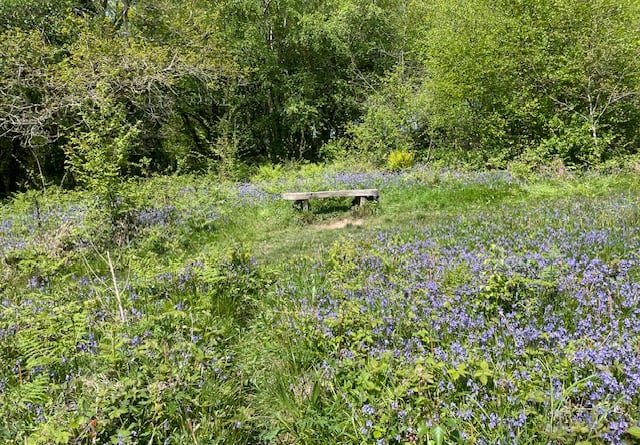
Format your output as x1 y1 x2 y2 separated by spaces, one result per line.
627 426 640 438
431 425 446 445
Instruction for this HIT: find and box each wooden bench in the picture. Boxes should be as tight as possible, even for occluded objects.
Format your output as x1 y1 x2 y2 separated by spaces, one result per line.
281 189 379 211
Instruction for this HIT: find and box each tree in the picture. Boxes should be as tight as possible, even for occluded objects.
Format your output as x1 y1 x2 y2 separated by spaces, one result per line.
421 0 544 165
526 0 640 164
0 29 67 194
57 16 237 178
0 1 238 196
420 0 640 166
0 0 76 41
216 0 408 162
341 0 430 162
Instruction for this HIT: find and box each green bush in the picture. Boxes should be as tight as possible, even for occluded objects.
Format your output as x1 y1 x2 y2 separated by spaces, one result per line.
252 163 285 182
387 149 415 171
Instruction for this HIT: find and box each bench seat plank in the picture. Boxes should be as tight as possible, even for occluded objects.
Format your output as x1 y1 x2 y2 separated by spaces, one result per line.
282 189 379 200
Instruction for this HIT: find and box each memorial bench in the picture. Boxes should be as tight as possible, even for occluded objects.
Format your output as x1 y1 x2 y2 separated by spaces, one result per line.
282 189 379 211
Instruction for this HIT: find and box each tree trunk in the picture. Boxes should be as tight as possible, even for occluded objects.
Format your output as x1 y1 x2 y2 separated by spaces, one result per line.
122 0 130 37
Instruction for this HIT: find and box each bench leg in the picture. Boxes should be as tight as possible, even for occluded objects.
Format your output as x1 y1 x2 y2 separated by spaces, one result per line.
353 196 367 207
295 199 310 211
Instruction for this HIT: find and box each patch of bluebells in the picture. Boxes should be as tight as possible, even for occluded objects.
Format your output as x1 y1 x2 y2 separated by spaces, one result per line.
234 183 278 203
277 191 640 443
0 166 517 263
133 205 175 228
0 200 88 260
252 164 518 195
0 182 255 250
2 169 639 443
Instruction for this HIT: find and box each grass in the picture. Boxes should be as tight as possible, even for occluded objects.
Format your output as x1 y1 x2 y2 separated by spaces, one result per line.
241 169 640 263
1 164 640 444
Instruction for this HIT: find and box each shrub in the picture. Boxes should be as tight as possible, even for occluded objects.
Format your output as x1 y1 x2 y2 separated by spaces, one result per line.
387 149 415 171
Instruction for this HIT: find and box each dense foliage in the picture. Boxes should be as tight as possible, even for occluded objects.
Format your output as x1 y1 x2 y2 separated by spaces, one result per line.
2 165 640 443
1 0 640 196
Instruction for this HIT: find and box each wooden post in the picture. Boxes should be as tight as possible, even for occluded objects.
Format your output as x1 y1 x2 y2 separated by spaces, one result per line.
295 199 310 211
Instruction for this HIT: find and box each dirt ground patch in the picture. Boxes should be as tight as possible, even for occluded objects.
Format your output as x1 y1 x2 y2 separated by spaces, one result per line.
314 218 366 230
